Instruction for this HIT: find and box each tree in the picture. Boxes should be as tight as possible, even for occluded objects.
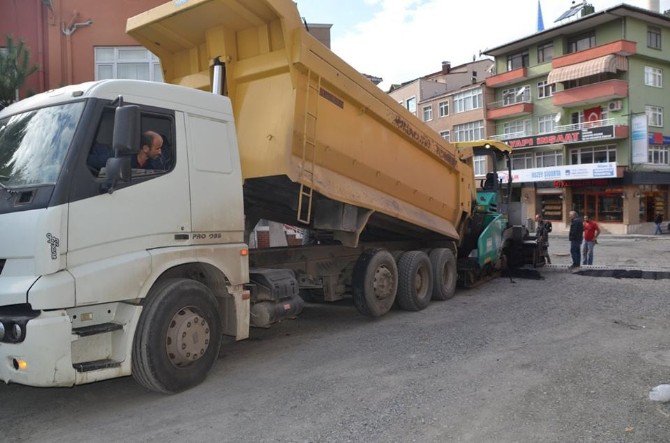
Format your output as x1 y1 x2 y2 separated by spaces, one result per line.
0 35 39 108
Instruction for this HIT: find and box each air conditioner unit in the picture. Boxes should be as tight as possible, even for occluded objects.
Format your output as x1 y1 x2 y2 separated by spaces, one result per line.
608 100 623 111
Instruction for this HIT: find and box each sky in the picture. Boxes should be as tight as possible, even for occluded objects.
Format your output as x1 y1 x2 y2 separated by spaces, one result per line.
296 0 670 89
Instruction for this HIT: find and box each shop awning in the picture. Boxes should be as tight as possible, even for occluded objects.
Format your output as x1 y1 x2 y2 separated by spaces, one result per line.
547 55 628 84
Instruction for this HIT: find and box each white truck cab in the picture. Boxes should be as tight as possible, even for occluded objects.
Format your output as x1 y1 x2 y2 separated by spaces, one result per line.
0 80 249 391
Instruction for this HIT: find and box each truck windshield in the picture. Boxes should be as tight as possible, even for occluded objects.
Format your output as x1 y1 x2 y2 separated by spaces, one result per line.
0 101 85 189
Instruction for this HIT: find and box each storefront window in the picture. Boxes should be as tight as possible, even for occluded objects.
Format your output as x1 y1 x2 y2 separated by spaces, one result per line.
540 195 563 221
598 195 623 222
572 191 623 222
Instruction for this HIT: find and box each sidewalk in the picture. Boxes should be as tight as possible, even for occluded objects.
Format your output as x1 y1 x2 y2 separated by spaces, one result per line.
545 234 670 270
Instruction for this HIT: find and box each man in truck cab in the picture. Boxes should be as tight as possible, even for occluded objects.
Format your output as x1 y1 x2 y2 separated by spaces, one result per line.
132 130 164 169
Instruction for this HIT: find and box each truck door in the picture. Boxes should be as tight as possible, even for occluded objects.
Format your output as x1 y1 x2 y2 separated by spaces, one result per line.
66 105 191 306
185 113 244 237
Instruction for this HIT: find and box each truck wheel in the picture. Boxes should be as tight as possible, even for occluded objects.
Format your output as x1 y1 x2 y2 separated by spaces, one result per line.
352 249 398 317
397 251 434 311
430 248 457 301
132 278 222 394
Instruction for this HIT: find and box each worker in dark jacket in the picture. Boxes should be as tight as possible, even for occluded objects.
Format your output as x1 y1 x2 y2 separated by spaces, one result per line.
568 210 583 269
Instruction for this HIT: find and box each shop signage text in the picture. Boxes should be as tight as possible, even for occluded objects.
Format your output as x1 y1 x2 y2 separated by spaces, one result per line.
499 162 617 184
504 125 615 149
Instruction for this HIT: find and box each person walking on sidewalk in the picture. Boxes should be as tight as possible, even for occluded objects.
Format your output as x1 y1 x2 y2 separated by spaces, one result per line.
568 210 583 269
654 213 663 235
582 215 600 266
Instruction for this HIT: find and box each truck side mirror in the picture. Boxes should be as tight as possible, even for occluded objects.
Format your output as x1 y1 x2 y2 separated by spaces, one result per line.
112 105 140 156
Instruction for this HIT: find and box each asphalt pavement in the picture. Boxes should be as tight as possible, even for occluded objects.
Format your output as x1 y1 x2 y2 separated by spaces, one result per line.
2 235 670 442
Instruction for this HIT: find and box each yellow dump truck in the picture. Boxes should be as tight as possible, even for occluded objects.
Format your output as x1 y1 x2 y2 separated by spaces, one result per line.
0 0 541 393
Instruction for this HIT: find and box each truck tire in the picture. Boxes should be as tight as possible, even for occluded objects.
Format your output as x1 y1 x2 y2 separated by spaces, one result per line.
132 278 222 394
429 248 457 301
396 251 433 311
352 249 398 317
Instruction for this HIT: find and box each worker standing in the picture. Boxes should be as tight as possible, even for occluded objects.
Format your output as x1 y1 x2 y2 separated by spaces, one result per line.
582 215 601 266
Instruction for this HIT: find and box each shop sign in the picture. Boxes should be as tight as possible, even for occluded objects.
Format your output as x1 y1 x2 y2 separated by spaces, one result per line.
632 114 648 164
553 179 610 187
648 132 670 145
499 162 617 183
504 125 615 148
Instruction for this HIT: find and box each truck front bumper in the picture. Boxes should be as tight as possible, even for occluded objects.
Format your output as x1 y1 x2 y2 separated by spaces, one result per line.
0 310 75 387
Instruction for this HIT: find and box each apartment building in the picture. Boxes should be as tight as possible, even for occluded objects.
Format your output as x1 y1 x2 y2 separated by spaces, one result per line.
388 59 494 178
0 0 332 99
484 4 670 234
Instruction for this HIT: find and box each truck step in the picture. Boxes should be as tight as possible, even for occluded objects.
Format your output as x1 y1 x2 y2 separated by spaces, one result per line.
73 359 122 372
72 322 123 337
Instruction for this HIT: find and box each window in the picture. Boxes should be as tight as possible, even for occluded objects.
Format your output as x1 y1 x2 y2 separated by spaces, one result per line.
537 80 556 99
453 88 483 113
537 114 558 134
648 145 670 165
502 85 530 105
570 145 616 164
568 32 596 53
438 101 449 117
537 42 553 63
474 156 487 176
511 153 533 170
439 130 450 141
503 118 531 137
535 150 563 167
646 105 664 127
645 66 663 88
406 97 417 114
648 26 662 50
95 47 163 82
423 105 433 122
453 120 484 142
507 50 529 71
86 106 175 183
573 192 623 222
570 111 584 125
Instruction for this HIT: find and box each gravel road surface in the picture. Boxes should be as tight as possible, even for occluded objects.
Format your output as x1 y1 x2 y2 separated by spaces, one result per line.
3 236 670 442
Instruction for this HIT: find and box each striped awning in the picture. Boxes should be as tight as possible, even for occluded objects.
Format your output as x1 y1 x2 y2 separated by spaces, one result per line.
547 55 628 84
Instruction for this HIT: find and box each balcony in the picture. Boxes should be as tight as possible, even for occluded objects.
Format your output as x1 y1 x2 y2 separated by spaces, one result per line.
552 79 628 107
485 67 528 88
552 40 637 68
487 100 534 120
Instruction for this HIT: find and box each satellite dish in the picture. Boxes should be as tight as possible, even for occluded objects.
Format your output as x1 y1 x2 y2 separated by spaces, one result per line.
515 86 527 97
554 113 562 123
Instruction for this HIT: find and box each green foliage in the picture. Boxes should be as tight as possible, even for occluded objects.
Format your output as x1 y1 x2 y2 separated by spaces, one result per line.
0 35 39 108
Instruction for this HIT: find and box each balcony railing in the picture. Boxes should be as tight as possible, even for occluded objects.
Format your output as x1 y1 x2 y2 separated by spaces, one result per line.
487 96 532 110
554 118 615 133
490 131 531 141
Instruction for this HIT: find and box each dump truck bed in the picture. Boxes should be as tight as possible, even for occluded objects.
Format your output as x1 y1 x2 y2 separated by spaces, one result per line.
127 0 474 242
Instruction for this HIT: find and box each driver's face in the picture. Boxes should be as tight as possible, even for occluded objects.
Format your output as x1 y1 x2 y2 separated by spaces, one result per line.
147 137 163 159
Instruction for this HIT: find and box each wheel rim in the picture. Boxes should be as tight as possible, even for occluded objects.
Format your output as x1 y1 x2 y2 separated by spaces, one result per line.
165 307 211 368
373 265 394 300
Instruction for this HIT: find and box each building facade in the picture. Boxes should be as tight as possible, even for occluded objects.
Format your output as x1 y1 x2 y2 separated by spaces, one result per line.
485 5 670 234
0 0 332 100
